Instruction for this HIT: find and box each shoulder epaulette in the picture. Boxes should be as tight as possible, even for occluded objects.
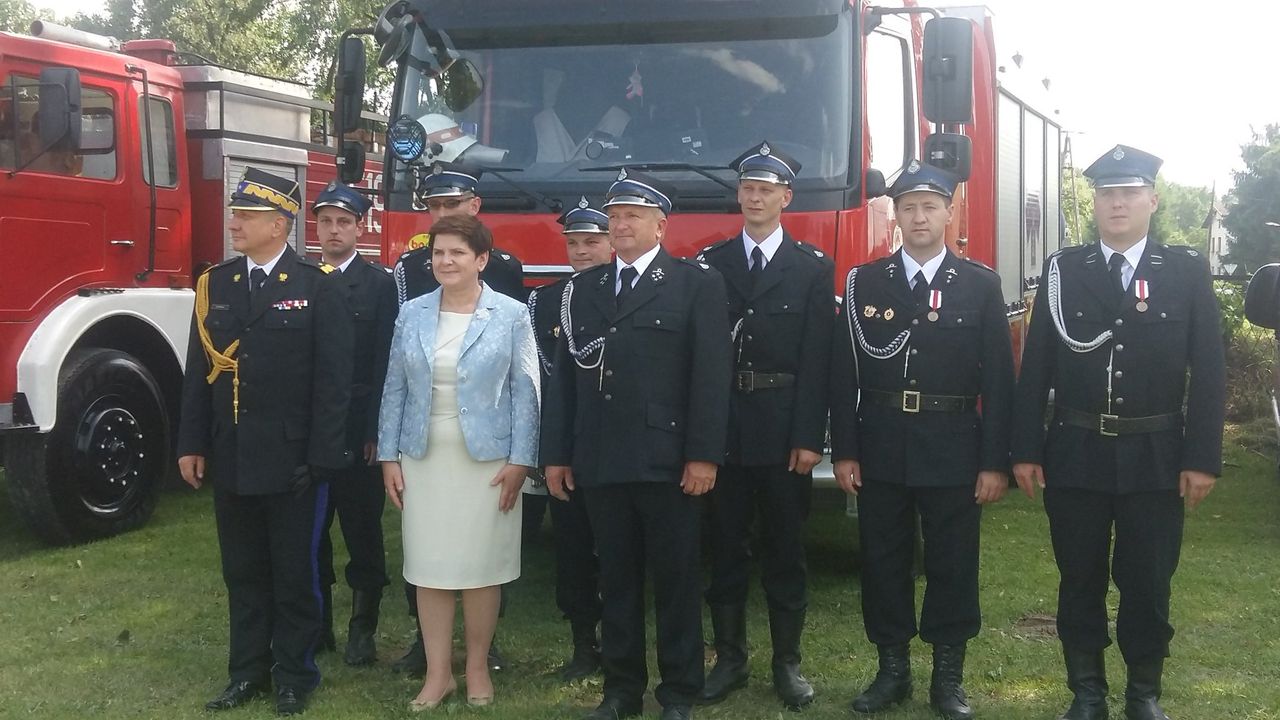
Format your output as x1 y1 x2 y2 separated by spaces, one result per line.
963 256 997 275
792 240 830 262
1162 244 1202 259
296 255 335 274
677 257 712 272
1050 244 1087 259
397 245 429 263
695 237 735 261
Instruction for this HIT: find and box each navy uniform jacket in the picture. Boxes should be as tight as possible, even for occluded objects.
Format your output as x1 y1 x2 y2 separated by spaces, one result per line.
528 276 570 387
540 247 732 485
394 240 526 304
177 246 355 494
341 254 398 454
697 233 835 465
830 249 1014 487
1010 242 1225 493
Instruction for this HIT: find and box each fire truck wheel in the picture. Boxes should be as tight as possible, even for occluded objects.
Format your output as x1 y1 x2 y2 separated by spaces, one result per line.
6 348 168 545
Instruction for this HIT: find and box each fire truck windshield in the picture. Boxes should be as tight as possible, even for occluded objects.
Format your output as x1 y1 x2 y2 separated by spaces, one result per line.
390 12 853 207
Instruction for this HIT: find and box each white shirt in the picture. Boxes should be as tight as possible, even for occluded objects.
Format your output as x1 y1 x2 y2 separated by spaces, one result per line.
741 225 785 270
615 243 662 295
334 252 358 273
901 246 947 288
1099 236 1148 291
246 244 289 286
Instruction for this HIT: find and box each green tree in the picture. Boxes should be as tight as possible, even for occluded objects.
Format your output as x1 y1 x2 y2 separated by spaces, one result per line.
1223 124 1280 273
1150 178 1211 250
1061 166 1097 245
1 0 42 33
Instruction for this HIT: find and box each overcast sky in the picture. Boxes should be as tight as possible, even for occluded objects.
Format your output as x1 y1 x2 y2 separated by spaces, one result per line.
48 0 1274 194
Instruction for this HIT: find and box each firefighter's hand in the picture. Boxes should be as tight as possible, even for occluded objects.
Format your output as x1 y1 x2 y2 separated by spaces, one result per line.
363 441 377 466
178 455 205 490
383 461 405 511
975 470 1007 505
545 465 574 501
1013 463 1044 500
491 464 530 513
789 448 822 475
834 459 862 495
681 461 717 496
1180 470 1216 510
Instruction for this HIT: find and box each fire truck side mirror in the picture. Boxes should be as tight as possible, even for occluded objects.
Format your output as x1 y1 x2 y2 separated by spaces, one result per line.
921 17 974 125
338 143 367 186
924 133 972 181
336 36 367 136
37 67 82 151
864 168 887 198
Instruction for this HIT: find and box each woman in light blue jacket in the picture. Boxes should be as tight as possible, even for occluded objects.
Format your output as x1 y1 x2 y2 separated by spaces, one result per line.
378 215 539 710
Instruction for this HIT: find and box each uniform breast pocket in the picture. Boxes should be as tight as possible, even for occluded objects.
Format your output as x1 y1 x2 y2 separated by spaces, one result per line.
634 310 683 335
264 307 313 330
205 308 237 331
937 309 980 330
765 300 802 316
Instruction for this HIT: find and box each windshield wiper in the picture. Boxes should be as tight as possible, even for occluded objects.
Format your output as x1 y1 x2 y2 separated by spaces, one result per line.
581 163 738 194
480 166 564 213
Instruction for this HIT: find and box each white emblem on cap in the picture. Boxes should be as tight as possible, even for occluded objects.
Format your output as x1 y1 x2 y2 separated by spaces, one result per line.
617 168 628 181
432 164 444 175
578 196 590 209
760 142 772 156
907 160 921 173
325 180 338 191
1113 148 1125 160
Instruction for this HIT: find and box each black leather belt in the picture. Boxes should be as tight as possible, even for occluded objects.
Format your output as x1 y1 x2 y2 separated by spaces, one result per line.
734 371 795 393
862 389 977 413
1055 406 1183 437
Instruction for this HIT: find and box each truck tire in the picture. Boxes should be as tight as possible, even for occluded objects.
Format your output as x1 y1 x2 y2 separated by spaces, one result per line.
5 348 168 545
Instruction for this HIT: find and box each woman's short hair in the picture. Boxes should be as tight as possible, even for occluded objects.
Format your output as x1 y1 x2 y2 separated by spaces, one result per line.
429 214 493 256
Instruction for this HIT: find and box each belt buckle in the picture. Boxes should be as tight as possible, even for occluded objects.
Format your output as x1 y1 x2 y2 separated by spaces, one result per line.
736 371 754 393
902 390 921 413
1099 413 1119 437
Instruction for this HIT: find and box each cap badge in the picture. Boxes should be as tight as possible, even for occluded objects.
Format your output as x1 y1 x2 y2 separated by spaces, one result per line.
432 164 444 175
907 160 921 173
578 196 590 209
325 180 338 191
1113 148 1126 160
617 168 628 181
760 142 772 156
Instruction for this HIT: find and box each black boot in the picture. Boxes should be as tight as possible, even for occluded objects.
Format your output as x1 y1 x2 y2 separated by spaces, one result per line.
317 584 336 653
768 607 814 710
391 621 426 675
1124 659 1171 720
343 589 381 666
697 604 750 705
850 643 912 713
1058 648 1108 720
930 644 973 720
560 619 602 682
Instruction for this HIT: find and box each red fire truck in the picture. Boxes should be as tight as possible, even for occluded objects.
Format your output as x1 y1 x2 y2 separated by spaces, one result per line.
338 0 1064 486
0 22 383 543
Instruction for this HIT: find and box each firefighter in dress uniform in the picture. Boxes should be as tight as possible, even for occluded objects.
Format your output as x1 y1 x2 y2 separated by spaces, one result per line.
1011 145 1225 720
542 169 732 720
389 161 524 675
695 142 833 710
830 161 1014 720
311 183 397 666
527 197 614 682
177 167 355 716
392 161 526 304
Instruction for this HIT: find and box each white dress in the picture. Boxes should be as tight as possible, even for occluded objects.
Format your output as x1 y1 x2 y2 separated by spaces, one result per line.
400 311 522 589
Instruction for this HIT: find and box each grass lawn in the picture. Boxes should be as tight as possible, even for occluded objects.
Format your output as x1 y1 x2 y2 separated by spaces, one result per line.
2 426 1279 720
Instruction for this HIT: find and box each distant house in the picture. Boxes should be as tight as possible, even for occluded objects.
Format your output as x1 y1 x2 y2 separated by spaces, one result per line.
1203 198 1238 276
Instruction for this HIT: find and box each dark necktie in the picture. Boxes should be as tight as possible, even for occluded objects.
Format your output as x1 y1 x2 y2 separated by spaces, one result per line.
616 265 638 309
1108 253 1126 296
749 246 766 288
911 270 929 307
249 267 267 296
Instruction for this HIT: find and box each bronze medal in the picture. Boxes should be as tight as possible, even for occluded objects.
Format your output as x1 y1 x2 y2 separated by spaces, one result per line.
927 310 940 322
1135 300 1149 313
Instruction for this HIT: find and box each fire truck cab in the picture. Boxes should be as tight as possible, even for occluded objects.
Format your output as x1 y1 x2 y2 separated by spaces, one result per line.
0 22 380 543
